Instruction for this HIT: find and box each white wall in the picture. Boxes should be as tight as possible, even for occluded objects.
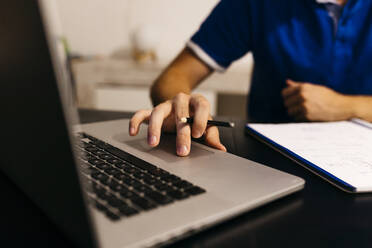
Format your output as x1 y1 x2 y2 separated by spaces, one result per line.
56 0 128 56
56 0 252 70
57 0 218 61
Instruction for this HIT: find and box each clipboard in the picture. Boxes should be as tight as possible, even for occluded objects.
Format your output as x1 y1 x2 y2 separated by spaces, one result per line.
245 119 372 193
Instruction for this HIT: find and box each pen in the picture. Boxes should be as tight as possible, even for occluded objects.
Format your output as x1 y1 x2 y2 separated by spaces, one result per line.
180 117 235 128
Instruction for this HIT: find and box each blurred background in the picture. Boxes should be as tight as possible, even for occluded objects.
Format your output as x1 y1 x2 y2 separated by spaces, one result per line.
56 0 254 118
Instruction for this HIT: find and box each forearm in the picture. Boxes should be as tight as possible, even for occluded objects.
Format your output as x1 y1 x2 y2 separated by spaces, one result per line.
150 48 212 106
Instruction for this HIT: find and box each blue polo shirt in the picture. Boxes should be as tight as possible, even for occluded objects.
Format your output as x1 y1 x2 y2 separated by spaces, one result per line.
188 0 372 122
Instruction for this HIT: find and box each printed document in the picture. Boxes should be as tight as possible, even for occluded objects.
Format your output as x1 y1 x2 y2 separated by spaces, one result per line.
247 120 372 192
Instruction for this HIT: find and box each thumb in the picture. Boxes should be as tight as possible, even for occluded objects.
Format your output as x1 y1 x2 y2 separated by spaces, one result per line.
204 126 227 152
286 79 300 87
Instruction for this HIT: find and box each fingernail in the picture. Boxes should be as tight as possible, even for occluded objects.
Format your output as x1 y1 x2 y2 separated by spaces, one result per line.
129 127 135 135
177 145 188 156
148 135 157 146
221 145 227 152
194 131 202 138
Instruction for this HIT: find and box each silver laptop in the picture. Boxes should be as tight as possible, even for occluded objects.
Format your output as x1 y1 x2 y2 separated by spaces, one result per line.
0 0 304 247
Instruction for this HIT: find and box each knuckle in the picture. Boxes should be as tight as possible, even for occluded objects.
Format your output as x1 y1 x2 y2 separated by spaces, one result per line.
303 101 310 110
174 92 189 102
131 110 145 121
302 83 310 90
153 104 164 113
196 99 210 110
299 91 306 100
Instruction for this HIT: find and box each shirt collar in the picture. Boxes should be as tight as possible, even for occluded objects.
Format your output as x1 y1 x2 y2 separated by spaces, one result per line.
316 0 341 4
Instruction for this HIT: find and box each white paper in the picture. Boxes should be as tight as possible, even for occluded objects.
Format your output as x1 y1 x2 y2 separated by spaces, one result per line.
247 120 372 191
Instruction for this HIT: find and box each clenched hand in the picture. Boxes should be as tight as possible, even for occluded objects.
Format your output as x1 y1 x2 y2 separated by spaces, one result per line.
282 79 353 122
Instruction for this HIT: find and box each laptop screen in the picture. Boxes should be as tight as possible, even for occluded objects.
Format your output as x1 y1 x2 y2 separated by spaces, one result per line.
0 0 95 247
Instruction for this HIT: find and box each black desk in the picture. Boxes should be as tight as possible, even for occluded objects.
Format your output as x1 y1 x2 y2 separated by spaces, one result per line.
1 109 372 248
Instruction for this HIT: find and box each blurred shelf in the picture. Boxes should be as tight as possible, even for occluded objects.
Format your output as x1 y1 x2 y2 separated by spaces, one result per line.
71 57 253 116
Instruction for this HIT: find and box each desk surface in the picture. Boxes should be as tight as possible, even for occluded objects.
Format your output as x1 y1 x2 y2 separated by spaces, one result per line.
1 109 372 248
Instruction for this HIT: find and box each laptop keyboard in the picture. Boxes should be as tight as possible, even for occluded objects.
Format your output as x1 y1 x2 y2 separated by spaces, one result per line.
75 133 206 221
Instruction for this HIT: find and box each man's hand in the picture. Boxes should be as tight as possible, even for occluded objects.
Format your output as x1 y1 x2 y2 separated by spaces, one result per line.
129 93 226 157
282 79 353 121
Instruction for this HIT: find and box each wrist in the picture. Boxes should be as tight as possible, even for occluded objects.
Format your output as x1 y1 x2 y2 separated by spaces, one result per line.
339 95 368 120
336 94 358 120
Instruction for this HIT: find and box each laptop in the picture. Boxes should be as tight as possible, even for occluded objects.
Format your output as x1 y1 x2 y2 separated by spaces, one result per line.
0 0 305 247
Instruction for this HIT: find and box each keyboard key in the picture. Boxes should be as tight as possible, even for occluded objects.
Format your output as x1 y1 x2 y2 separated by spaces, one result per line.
113 173 130 182
149 168 169 177
107 159 124 165
172 180 193 189
82 179 96 193
79 162 94 174
132 160 157 172
92 150 106 156
132 171 147 180
167 190 189 200
155 183 175 193
123 178 142 188
86 147 99 153
103 145 157 172
104 168 121 177
98 154 115 160
145 191 173 205
94 200 107 212
96 163 111 171
104 146 132 161
131 196 157 210
185 186 206 195
105 210 120 221
107 195 125 208
91 172 109 184
161 174 181 183
123 165 140 174
76 141 89 148
112 162 126 170
88 159 105 166
119 188 139 199
81 154 96 161
107 179 119 190
133 184 153 194
86 135 97 142
93 184 107 199
113 184 128 193
91 140 108 149
119 205 138 216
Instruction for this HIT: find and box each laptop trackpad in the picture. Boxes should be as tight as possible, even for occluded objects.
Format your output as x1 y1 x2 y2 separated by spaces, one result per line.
113 133 214 163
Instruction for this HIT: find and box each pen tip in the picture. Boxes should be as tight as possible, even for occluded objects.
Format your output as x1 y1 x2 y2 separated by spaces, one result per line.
230 122 235 128
180 117 187 123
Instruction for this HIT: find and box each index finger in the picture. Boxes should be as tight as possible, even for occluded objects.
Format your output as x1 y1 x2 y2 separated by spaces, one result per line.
129 109 152 136
282 84 300 99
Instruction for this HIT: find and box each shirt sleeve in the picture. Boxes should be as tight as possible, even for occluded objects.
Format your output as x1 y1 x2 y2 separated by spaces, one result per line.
187 0 252 72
